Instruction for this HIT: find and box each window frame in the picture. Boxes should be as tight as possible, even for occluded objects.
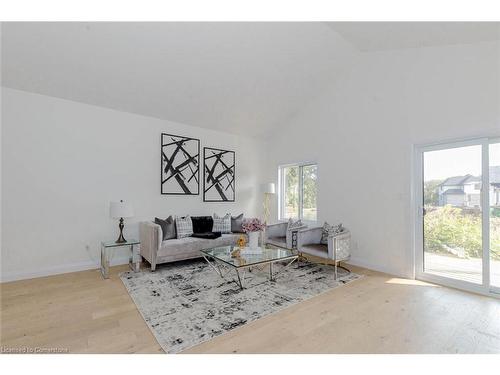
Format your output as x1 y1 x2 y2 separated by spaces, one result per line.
278 161 318 222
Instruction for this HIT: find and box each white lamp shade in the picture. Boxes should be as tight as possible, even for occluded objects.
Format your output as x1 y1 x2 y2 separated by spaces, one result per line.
109 201 134 218
263 182 276 194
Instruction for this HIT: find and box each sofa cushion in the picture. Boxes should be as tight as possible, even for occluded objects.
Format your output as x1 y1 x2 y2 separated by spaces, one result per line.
191 216 214 234
301 243 328 258
192 231 222 240
175 215 194 238
158 233 244 258
159 236 206 257
266 236 287 249
231 213 244 233
155 216 176 240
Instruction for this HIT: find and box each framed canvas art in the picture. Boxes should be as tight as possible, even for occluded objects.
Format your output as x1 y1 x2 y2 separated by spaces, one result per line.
203 147 235 202
161 133 200 195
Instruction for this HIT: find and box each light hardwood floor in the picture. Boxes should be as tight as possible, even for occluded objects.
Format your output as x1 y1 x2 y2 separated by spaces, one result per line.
1 262 500 354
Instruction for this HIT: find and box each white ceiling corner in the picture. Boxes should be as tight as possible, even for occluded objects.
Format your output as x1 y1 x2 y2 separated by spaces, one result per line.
325 22 500 52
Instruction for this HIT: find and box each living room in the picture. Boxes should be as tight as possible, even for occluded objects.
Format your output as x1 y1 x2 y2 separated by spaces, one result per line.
1 1 500 373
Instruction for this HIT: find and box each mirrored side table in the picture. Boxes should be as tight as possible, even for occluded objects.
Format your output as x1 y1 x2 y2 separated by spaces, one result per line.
100 239 141 279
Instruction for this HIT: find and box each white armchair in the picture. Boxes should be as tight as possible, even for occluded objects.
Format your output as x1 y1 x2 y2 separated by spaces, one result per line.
264 222 307 250
297 226 351 279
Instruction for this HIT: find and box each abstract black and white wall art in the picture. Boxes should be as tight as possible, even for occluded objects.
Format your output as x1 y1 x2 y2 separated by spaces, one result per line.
161 133 200 195
203 147 235 202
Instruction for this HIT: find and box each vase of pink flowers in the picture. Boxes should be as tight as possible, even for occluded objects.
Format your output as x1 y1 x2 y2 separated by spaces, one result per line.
242 218 266 249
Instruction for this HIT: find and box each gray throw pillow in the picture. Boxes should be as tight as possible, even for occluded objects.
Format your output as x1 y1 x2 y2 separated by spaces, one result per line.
231 213 244 233
155 216 176 240
320 222 343 245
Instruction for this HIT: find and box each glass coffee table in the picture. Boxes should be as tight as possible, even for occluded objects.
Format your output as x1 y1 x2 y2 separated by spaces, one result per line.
200 245 298 289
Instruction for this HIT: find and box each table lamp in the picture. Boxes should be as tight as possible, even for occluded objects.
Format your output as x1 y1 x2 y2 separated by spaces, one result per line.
262 182 275 224
110 200 134 243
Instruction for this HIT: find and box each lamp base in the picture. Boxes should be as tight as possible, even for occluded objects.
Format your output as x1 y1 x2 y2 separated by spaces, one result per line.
263 193 271 224
115 218 127 243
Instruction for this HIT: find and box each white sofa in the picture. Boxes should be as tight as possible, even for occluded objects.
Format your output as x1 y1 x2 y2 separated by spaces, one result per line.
139 221 245 271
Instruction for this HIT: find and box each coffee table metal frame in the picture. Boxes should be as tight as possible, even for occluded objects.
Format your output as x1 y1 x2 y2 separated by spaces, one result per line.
200 247 298 289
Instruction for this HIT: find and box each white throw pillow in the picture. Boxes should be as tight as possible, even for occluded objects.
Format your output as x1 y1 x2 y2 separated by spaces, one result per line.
213 213 231 234
175 215 193 238
287 218 304 231
320 222 343 244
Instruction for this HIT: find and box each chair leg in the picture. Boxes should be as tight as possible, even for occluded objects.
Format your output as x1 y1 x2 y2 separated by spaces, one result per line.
336 262 351 275
334 262 338 280
297 252 308 267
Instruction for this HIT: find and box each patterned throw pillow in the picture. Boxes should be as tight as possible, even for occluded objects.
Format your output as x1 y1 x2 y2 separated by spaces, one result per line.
287 218 304 232
175 215 193 238
213 213 231 234
320 222 344 245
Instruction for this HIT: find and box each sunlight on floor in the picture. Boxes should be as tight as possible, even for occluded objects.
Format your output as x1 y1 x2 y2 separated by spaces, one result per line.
385 278 440 287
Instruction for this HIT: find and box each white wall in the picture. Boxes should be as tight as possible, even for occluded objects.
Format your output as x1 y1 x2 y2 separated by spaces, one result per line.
263 41 500 278
1 88 263 281
2 41 499 282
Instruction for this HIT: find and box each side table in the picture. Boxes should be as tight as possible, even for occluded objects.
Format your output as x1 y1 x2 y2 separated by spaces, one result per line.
100 239 141 279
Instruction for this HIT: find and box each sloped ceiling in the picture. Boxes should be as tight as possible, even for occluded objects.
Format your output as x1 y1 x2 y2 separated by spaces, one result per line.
2 22 499 137
326 22 500 52
1 22 357 137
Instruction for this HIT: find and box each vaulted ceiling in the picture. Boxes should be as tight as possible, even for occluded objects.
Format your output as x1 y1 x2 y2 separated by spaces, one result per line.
327 22 500 51
2 22 499 137
1 22 357 137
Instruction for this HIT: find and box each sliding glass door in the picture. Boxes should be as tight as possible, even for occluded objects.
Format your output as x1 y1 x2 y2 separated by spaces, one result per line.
416 138 500 296
422 144 483 284
490 142 500 290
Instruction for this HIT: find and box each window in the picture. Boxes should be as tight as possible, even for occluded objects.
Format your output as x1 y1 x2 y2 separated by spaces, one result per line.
279 163 317 221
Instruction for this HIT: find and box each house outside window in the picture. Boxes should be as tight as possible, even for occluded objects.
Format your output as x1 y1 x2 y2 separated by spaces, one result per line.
437 174 483 208
278 163 317 221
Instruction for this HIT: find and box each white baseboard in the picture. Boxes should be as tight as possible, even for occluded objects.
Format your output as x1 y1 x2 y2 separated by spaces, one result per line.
346 257 405 278
1 255 131 283
3 255 406 283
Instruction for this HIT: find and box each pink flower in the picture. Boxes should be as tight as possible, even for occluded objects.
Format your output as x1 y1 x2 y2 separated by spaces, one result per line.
242 218 266 233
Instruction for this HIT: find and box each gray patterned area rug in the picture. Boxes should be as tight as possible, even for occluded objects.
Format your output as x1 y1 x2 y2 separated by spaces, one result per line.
120 259 361 353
